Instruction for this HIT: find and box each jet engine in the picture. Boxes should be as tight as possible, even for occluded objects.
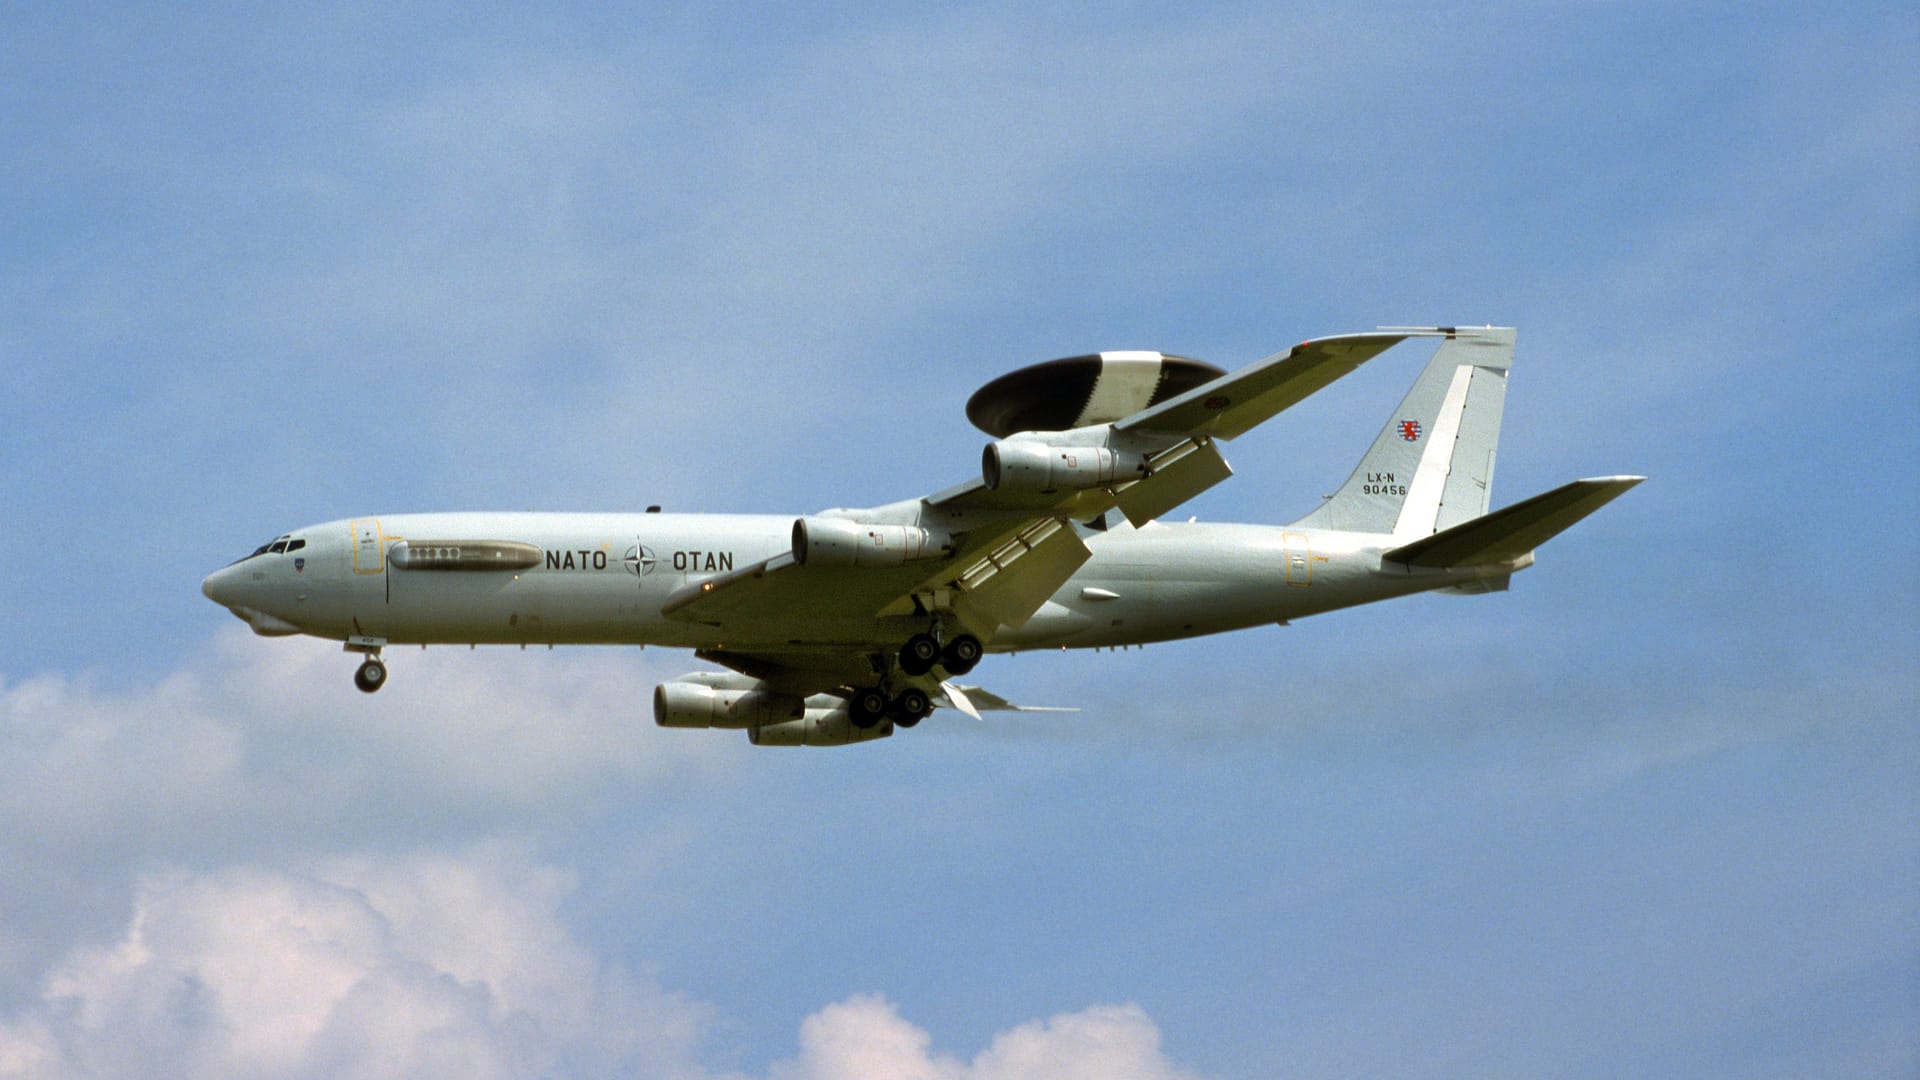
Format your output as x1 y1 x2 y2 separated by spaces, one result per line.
791 517 952 567
982 440 1148 495
749 708 894 746
653 680 805 729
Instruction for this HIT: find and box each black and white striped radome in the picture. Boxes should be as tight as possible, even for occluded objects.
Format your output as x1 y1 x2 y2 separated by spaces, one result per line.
964 351 1225 437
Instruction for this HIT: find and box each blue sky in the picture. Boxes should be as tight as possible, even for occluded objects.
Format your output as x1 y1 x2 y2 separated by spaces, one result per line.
2 4 1915 1077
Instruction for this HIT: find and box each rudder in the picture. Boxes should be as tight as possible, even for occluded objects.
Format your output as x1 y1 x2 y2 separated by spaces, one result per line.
1289 327 1513 536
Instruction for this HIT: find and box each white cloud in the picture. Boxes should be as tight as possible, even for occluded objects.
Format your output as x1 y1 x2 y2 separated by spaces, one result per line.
770 994 1203 1080
0 624 742 995
0 847 714 1080
0 626 1210 1078
0 852 1202 1080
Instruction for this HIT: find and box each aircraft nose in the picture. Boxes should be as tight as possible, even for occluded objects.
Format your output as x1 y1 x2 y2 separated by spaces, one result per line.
202 565 239 607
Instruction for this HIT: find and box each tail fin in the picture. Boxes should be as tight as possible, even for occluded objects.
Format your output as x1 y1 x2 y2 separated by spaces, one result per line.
1289 327 1513 537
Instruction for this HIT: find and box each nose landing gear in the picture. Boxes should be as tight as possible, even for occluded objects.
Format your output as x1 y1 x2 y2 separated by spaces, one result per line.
346 636 389 693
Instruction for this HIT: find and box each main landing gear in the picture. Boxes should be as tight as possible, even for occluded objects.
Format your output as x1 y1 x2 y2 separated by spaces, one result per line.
940 634 983 676
897 632 981 677
849 685 933 730
891 687 933 728
847 631 984 730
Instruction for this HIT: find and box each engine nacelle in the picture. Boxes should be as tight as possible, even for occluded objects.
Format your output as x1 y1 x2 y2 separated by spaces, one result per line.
653 681 805 730
982 440 1148 494
791 517 952 567
749 708 894 747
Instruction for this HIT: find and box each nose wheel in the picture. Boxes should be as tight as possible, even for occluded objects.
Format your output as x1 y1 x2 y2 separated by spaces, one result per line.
345 636 389 693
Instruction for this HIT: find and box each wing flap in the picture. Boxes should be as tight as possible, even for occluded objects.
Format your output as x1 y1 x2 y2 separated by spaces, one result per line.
1115 437 1234 526
1383 476 1644 568
949 517 1093 630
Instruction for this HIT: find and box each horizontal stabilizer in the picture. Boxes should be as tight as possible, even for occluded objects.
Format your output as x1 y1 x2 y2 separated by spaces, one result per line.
1383 476 1644 568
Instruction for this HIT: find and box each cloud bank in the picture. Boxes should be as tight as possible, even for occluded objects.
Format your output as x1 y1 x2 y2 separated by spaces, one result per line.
0 847 1198 1080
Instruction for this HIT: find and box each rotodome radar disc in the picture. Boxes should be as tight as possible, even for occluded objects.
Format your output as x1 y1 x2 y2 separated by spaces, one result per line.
965 351 1226 437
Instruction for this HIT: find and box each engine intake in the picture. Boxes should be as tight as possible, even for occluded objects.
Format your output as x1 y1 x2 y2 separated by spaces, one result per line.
982 441 1148 494
653 681 805 729
792 517 952 567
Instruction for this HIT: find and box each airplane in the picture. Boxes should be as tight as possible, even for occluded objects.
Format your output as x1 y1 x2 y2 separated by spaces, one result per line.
201 326 1642 746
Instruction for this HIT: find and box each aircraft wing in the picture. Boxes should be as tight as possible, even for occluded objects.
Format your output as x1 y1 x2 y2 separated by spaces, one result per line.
1115 331 1425 440
665 331 1429 641
661 513 1094 638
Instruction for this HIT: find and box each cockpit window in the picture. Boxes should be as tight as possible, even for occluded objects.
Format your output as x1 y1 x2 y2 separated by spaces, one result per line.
236 535 295 564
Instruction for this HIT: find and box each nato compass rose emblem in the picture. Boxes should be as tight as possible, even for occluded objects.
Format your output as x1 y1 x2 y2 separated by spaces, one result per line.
623 541 658 580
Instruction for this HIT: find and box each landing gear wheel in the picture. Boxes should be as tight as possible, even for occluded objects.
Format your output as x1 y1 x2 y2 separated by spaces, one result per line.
941 634 983 676
890 687 933 727
353 658 387 694
900 633 941 676
848 687 889 729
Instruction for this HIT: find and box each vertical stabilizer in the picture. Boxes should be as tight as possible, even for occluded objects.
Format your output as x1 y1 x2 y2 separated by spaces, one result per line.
1290 327 1513 536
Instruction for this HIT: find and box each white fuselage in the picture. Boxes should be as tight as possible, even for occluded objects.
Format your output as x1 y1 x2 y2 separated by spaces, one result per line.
202 511 1494 653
